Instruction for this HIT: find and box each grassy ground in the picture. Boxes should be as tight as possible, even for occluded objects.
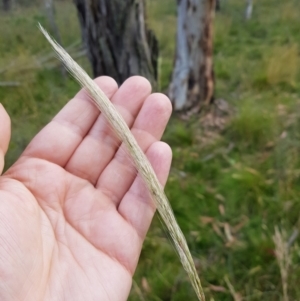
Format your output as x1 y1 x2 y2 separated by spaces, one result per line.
1 0 300 300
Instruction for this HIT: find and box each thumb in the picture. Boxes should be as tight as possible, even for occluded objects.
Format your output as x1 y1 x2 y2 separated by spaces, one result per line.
0 104 11 174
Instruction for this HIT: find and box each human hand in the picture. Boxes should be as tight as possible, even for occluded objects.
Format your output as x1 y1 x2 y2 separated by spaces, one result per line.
0 76 172 301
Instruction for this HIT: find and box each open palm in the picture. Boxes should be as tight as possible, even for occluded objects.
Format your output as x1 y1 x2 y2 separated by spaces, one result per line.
0 76 172 301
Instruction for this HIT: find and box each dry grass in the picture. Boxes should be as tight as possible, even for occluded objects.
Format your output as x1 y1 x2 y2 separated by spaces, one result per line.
280 2 299 22
266 44 299 86
39 25 205 301
224 276 242 301
272 227 291 301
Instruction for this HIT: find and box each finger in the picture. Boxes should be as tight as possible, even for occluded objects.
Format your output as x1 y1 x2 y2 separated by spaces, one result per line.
65 76 152 184
0 104 11 174
22 76 118 166
118 142 172 240
96 93 172 205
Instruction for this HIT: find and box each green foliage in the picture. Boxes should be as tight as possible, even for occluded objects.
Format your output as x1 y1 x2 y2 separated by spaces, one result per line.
0 3 86 169
162 119 195 147
1 0 300 300
138 0 300 300
227 99 277 150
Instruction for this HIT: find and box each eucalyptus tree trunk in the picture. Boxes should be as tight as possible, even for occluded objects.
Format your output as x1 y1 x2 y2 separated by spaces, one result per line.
74 0 158 87
44 0 62 46
44 0 66 77
3 0 11 10
245 0 253 20
169 0 215 111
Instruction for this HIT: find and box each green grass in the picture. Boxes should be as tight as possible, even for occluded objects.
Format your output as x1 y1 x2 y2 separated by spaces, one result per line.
0 2 88 168
1 0 300 300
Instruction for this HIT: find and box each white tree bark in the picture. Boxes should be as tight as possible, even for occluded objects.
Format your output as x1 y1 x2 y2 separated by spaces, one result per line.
169 0 215 111
245 0 253 20
44 0 65 77
44 0 62 45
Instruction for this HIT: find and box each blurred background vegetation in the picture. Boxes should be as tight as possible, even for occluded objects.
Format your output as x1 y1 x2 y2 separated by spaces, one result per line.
1 0 300 300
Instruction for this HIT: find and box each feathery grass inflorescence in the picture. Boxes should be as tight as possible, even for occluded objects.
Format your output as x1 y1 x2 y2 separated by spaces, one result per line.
273 227 291 301
39 24 205 301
